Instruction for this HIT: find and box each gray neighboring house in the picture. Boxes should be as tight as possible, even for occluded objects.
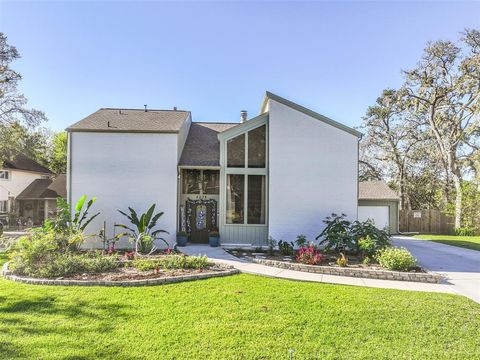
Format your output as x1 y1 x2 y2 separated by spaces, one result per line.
358 180 400 234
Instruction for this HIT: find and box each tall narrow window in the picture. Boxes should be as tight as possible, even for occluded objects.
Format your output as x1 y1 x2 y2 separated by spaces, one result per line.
0 171 9 180
248 125 266 168
227 134 245 168
248 175 266 224
203 170 219 194
0 201 7 213
226 174 244 224
182 169 201 194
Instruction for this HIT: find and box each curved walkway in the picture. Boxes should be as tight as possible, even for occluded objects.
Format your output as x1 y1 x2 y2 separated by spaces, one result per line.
392 236 480 303
181 244 460 297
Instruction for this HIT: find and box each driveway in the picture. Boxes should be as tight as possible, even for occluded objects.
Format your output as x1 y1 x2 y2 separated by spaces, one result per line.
392 236 480 303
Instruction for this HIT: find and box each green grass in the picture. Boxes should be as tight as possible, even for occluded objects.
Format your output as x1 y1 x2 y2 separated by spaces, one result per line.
413 234 480 251
0 252 479 359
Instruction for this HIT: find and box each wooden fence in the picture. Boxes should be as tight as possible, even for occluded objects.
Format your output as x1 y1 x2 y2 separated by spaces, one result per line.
399 209 454 234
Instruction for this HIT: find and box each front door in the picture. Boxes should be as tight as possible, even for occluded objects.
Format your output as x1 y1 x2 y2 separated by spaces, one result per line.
186 199 217 243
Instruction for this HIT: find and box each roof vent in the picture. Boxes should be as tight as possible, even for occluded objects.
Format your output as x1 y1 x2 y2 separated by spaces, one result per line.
144 104 147 112
240 110 248 123
173 106 178 111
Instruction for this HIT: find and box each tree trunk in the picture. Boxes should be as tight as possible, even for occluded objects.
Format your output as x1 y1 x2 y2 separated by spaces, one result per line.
451 168 462 229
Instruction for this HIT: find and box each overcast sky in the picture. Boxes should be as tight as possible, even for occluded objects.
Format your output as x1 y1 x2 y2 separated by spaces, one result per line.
1 1 479 131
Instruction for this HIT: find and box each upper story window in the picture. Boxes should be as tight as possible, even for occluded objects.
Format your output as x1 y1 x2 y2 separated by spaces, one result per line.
227 134 245 168
0 200 6 212
0 171 9 180
226 125 266 168
182 169 219 195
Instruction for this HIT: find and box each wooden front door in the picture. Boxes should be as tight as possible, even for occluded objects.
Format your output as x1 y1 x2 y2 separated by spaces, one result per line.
186 199 217 243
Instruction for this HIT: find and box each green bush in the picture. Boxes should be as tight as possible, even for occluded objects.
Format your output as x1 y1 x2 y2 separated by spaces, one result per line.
133 255 211 271
278 240 294 255
376 247 417 272
455 227 477 236
316 213 354 251
350 220 390 251
358 236 377 258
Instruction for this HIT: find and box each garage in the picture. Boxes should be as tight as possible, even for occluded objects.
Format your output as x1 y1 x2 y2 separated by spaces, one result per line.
358 181 400 234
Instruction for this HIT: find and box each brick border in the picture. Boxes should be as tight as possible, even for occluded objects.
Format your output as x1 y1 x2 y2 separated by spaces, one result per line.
252 258 442 283
1 262 239 287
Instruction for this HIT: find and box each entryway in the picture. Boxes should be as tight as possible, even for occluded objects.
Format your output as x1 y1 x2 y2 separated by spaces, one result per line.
185 199 217 243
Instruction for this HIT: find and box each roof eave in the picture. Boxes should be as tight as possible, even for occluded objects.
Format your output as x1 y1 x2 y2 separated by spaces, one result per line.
66 128 180 134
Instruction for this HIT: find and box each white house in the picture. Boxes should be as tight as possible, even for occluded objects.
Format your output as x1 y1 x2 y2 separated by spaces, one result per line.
0 154 65 227
66 92 362 247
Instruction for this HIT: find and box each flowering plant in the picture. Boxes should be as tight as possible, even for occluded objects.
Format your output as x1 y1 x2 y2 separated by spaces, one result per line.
124 251 135 260
296 245 324 265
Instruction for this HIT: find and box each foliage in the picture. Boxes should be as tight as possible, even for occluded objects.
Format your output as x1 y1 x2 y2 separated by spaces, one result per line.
455 227 477 236
295 234 307 248
336 253 348 267
316 213 354 251
296 245 324 265
358 236 377 258
133 255 210 271
44 195 100 240
267 237 277 256
0 32 47 164
278 240 294 256
177 231 188 237
48 131 67 174
376 247 417 272
10 231 117 278
209 231 220 238
117 204 169 254
350 220 391 251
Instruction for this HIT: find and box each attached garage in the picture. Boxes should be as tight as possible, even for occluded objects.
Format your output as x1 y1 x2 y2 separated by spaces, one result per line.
358 181 400 234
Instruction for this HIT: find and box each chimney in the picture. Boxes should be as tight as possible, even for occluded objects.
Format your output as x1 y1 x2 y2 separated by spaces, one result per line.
144 104 147 112
173 106 178 111
240 110 248 123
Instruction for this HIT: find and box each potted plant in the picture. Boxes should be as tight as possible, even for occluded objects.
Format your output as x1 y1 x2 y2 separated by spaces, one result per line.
176 231 188 247
209 229 220 247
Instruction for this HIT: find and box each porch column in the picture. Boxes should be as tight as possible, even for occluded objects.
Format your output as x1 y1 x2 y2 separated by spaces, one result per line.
44 200 49 221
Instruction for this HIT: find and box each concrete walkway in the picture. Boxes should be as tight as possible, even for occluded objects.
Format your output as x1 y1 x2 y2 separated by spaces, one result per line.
392 236 480 303
181 244 459 297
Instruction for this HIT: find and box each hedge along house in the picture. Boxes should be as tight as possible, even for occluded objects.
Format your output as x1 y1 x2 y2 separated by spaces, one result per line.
67 92 362 248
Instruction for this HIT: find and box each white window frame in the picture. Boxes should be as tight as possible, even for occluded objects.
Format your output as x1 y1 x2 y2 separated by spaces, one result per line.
0 200 7 213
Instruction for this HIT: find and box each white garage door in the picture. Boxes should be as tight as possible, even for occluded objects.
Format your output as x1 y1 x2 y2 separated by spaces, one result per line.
358 206 389 230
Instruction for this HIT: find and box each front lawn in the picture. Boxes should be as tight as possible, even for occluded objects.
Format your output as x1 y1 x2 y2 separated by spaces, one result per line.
0 253 479 359
413 234 480 251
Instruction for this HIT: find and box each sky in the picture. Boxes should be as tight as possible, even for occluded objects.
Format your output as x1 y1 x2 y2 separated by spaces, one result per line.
0 1 479 132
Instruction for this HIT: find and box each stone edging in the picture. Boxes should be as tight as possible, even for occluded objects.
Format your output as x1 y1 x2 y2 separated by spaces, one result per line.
252 258 442 283
1 262 239 287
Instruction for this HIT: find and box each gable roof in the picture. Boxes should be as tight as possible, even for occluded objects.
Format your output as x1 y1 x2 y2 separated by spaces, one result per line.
359 181 399 201
3 154 53 174
66 108 190 133
261 91 362 138
179 122 237 166
16 174 67 200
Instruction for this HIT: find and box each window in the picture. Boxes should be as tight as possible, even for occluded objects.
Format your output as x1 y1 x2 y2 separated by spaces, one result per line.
203 170 219 194
248 125 266 168
0 201 7 213
182 169 219 195
227 134 245 168
182 169 201 194
0 171 9 180
247 175 266 224
226 174 244 224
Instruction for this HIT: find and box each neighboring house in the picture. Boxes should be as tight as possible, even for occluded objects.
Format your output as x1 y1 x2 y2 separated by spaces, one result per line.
66 92 362 247
358 180 400 234
0 154 65 227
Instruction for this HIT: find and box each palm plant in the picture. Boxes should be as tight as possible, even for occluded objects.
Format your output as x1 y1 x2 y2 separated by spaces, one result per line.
117 204 169 254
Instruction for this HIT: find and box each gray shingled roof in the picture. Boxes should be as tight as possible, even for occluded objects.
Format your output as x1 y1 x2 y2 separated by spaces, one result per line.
3 154 52 174
359 181 399 200
67 108 190 133
179 122 237 166
17 175 67 200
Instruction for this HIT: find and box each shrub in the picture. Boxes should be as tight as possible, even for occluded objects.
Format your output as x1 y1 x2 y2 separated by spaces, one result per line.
295 234 307 248
267 237 277 256
278 240 294 256
376 247 417 272
358 236 377 258
296 245 324 265
455 227 477 236
316 213 354 251
133 255 211 271
336 253 348 267
350 220 390 251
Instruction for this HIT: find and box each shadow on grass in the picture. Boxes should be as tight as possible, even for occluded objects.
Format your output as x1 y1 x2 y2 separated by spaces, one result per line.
430 240 480 252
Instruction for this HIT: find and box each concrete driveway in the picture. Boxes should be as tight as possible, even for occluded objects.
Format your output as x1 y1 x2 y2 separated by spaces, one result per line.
392 236 480 303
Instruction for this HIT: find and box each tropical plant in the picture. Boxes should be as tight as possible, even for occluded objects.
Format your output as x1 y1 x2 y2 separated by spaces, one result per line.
316 213 354 251
267 237 277 256
117 204 169 254
44 195 100 235
295 234 307 248
358 236 377 258
350 220 391 252
278 240 294 256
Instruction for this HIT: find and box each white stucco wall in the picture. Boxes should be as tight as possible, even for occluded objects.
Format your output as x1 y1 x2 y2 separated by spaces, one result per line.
267 99 359 243
69 132 179 248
